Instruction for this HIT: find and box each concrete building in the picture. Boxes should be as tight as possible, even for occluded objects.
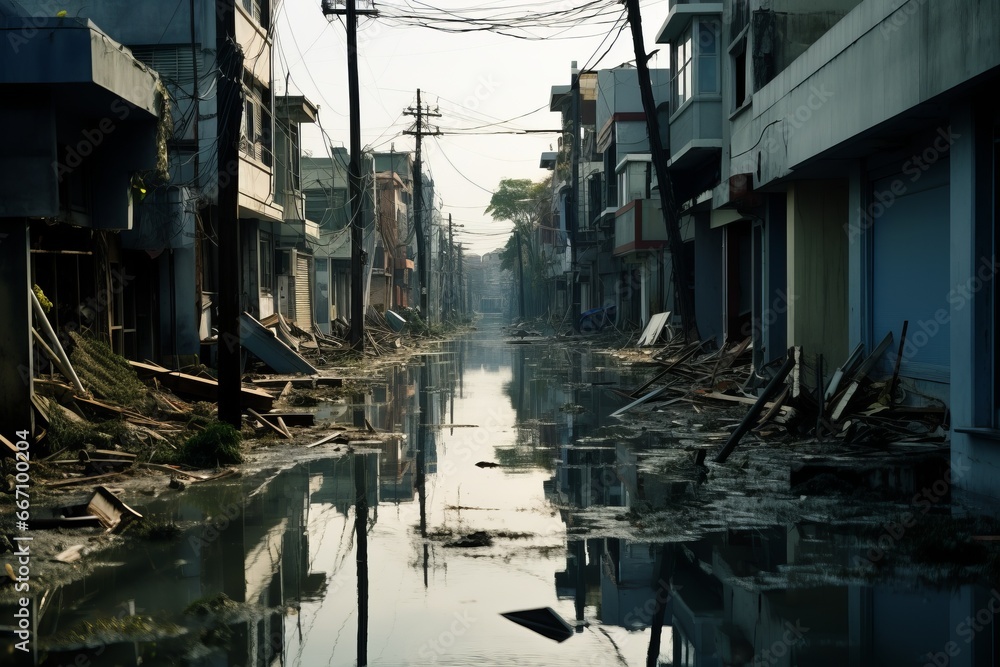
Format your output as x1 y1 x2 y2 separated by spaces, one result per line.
655 0 1000 499
0 9 169 429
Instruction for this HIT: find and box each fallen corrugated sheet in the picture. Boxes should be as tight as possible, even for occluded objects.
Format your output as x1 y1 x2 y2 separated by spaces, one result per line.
241 312 319 375
637 311 671 347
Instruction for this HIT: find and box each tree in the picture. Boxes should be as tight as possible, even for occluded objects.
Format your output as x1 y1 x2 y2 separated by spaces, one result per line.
487 177 553 318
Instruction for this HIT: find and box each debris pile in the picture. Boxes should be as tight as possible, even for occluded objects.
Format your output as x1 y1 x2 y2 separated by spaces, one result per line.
617 317 948 462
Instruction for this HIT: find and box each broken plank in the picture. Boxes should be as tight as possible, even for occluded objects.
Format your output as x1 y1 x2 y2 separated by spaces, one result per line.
610 387 666 418
54 545 86 563
275 416 293 439
713 348 796 464
248 409 290 438
830 332 894 421
136 463 210 480
251 376 317 389
257 412 315 428
756 385 790 427
127 360 274 412
306 433 342 449
1 433 20 458
630 341 704 398
43 472 123 488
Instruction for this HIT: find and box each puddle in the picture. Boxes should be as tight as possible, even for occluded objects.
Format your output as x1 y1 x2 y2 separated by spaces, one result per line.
3 323 999 665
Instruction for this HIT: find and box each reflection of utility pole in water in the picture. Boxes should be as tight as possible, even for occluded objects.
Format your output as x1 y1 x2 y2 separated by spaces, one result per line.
354 454 369 666
645 544 674 667
416 356 430 587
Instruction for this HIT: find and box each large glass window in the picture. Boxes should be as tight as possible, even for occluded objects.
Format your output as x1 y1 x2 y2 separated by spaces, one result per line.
698 20 720 94
673 26 693 108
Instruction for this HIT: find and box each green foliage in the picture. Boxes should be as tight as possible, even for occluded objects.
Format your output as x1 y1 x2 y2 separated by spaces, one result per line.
485 177 551 230
178 422 244 468
48 406 126 451
33 284 52 312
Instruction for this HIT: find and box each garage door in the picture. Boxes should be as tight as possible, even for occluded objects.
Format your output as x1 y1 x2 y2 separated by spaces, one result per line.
295 253 312 329
871 159 949 382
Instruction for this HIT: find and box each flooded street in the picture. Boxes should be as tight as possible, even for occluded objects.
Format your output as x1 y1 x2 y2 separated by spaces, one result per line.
7 321 1000 666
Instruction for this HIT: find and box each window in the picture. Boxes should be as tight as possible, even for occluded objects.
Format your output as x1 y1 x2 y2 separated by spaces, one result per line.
241 80 272 165
698 20 720 94
259 232 274 296
242 0 268 28
673 26 693 108
732 34 749 110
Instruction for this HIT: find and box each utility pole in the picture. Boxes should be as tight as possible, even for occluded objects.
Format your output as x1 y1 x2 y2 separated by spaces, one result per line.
569 61 582 332
216 0 243 427
624 0 700 342
403 89 441 321
515 229 526 321
323 0 378 351
447 213 454 320
457 244 465 316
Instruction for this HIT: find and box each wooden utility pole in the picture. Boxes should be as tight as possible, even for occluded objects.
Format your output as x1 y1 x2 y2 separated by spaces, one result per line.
447 213 455 320
624 0 700 342
323 0 377 350
403 89 441 320
216 0 243 426
569 61 582 332
515 229 526 320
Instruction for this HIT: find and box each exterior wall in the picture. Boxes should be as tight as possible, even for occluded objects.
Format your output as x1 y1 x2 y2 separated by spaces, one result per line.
786 180 848 367
695 215 725 347
734 0 1000 189
950 98 1000 501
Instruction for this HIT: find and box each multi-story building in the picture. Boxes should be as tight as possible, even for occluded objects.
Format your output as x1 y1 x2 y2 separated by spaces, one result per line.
654 0 1000 498
11 0 286 367
0 8 169 428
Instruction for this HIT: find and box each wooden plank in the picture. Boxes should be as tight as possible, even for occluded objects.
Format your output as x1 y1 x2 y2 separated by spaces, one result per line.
307 433 342 449
824 342 864 402
247 409 290 438
127 360 274 412
0 433 19 458
830 332 894 421
757 385 790 426
251 377 317 389
629 341 704 398
275 417 293 439
257 412 315 427
610 387 666 418
713 348 796 463
881 320 909 407
43 472 122 488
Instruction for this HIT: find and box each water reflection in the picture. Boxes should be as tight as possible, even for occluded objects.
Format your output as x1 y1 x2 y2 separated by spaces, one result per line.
4 323 999 666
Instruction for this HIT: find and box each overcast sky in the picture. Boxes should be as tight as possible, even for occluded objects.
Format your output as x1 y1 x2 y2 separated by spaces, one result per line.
276 0 670 256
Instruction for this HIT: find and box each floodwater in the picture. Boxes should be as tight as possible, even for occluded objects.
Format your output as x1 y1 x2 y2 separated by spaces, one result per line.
5 319 1000 666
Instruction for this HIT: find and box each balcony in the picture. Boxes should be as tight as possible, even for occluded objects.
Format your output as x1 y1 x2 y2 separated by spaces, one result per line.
613 199 667 257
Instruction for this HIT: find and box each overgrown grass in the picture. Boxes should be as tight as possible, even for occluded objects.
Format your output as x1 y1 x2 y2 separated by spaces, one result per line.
69 332 148 409
172 422 244 468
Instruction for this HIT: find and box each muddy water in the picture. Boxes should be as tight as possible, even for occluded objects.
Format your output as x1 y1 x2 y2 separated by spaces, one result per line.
6 321 1000 666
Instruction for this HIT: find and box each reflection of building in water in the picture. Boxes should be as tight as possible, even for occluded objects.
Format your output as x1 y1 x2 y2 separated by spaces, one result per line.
28 463 325 666
669 525 1000 666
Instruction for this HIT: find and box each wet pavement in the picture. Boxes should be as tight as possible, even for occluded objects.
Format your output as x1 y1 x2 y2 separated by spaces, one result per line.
4 318 1000 666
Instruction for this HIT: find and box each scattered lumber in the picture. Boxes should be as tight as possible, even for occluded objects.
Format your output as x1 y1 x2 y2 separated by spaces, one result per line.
128 360 274 412
713 348 797 463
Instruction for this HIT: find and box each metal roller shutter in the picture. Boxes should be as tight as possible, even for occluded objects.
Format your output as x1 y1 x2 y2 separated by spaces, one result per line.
295 254 312 329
